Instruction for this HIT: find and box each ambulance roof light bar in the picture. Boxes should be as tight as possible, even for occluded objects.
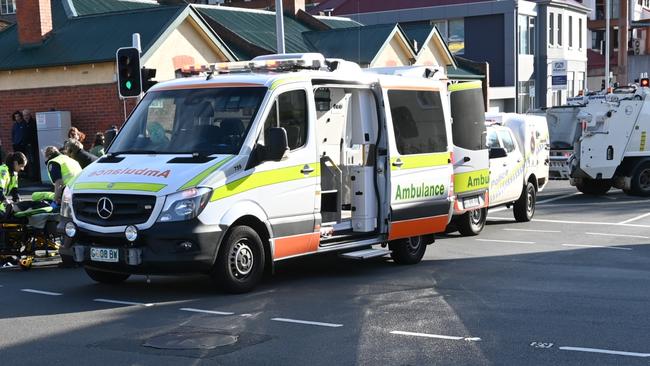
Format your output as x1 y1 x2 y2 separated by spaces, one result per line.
211 53 326 74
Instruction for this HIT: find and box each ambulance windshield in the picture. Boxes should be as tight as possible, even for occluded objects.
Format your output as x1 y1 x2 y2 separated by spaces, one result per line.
110 87 267 155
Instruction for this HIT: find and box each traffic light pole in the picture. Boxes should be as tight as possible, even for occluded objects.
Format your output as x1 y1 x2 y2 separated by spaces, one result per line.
133 33 144 101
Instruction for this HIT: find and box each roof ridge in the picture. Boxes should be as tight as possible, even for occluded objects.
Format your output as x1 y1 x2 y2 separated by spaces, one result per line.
70 3 183 20
193 4 277 16
304 22 398 34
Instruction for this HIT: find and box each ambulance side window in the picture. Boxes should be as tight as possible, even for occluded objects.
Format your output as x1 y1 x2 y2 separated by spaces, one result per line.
261 90 308 151
388 90 447 155
498 130 516 153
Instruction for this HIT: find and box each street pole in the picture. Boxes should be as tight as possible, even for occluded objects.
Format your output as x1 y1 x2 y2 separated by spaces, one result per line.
605 0 610 91
275 0 286 54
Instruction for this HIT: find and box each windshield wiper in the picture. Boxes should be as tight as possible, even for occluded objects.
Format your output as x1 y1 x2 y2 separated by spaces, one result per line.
109 150 159 156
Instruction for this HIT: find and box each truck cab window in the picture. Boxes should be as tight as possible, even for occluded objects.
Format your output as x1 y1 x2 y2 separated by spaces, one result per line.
261 90 308 151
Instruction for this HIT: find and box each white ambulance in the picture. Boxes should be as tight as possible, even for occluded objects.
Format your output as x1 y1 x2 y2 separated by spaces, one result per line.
485 113 550 221
60 54 456 293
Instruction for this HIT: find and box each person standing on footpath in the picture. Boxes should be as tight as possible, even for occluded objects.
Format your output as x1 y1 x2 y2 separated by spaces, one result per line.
11 111 28 158
22 109 40 181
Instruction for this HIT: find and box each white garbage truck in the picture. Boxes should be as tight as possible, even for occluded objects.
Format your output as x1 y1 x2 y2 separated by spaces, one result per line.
566 82 650 196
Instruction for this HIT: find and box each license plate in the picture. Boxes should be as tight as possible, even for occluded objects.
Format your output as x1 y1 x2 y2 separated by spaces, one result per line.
90 247 119 263
463 196 481 210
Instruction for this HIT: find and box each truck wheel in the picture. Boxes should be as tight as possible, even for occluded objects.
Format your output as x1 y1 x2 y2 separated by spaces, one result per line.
575 179 612 195
85 268 130 284
389 235 427 265
457 208 487 236
513 182 536 222
630 161 650 196
212 226 265 294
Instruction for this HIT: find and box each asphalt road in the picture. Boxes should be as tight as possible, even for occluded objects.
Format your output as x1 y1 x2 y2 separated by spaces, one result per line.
2 181 650 365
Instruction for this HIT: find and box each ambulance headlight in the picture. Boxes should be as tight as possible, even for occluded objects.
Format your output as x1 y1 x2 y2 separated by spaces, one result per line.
61 186 73 218
157 188 212 222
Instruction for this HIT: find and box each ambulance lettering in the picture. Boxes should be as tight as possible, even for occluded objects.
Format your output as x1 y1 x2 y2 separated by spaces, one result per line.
467 171 490 189
89 168 171 178
395 183 446 200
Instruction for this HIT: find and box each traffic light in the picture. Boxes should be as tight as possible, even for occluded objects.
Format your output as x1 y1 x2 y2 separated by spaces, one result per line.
141 68 157 92
116 47 142 98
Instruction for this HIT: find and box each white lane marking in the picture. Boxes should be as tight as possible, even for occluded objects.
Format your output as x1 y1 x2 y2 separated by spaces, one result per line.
585 232 649 239
559 346 650 358
94 298 154 307
488 217 650 228
271 317 343 328
536 192 581 204
562 244 633 251
503 228 561 233
541 200 648 207
21 289 62 296
619 212 650 224
476 239 535 244
390 331 481 342
179 307 234 316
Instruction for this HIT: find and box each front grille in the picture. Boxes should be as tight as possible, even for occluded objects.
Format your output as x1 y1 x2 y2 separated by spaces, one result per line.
73 194 157 226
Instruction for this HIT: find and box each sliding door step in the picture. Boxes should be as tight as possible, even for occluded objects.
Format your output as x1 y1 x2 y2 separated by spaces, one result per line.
339 248 391 260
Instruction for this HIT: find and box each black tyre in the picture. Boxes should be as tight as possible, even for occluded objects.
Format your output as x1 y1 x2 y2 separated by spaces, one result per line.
389 235 427 265
513 182 536 222
59 254 77 268
212 226 265 294
85 267 130 284
575 179 612 195
457 208 487 236
630 161 650 196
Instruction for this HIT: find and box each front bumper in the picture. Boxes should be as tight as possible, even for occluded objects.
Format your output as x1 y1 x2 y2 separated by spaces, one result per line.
58 218 223 275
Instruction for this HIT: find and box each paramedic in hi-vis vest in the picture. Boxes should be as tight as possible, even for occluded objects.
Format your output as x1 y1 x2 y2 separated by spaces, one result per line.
0 152 27 217
43 146 82 208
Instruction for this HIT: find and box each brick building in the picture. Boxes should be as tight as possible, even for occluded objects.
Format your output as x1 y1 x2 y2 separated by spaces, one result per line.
0 0 232 150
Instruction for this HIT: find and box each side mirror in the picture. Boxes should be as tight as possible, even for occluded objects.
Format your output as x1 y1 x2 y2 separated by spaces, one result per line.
489 147 507 159
267 127 289 161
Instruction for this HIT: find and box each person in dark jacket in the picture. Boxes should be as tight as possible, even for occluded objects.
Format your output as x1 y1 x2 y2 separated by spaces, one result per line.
63 138 97 168
11 111 28 155
22 109 39 181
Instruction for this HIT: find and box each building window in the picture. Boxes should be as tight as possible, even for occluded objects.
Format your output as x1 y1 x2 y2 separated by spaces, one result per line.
579 18 583 49
430 19 464 54
569 16 573 48
549 12 554 45
0 0 15 14
519 15 536 55
448 18 465 55
557 14 563 46
517 80 535 113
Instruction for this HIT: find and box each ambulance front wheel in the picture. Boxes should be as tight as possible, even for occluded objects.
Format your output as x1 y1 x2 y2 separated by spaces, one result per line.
457 208 487 236
389 235 427 265
212 225 265 294
630 161 650 196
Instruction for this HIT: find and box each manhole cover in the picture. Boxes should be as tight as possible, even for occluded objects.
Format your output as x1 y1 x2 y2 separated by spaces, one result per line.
143 331 238 350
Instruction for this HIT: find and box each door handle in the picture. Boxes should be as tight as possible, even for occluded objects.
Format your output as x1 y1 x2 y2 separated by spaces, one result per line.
301 165 315 174
392 159 404 167
502 163 507 167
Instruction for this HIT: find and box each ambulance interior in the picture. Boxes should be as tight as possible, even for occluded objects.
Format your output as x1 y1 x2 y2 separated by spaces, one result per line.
314 87 380 242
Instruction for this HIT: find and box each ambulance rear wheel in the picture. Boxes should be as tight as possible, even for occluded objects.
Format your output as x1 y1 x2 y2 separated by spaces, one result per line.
457 208 487 236
389 235 427 265
84 268 130 284
630 162 650 196
575 179 611 195
212 225 265 294
513 182 536 222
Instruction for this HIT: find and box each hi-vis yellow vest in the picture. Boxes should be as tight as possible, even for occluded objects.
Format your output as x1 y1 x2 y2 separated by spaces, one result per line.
0 164 18 212
47 154 82 186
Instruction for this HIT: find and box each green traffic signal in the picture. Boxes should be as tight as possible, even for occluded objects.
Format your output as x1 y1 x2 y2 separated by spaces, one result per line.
125 80 132 90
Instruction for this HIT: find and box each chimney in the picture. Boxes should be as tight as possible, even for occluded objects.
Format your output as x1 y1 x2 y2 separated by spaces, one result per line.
282 0 305 15
16 0 53 46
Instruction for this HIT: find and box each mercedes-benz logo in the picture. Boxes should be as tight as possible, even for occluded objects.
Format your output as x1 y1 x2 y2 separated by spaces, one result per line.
96 197 114 219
